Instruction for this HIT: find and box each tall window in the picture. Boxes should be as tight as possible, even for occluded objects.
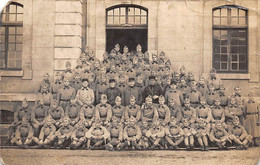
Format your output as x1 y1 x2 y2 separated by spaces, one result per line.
106 5 148 28
212 5 248 73
0 2 23 69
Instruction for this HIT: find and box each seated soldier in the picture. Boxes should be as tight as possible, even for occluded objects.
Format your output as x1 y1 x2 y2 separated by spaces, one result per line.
9 98 31 142
211 97 226 129
31 98 49 137
164 81 183 107
32 115 56 149
105 116 124 151
177 78 190 99
141 96 159 126
65 99 80 126
228 116 252 150
165 117 184 150
225 96 244 128
79 97 96 128
95 94 112 126
76 78 95 106
181 98 196 128
157 96 170 126
123 116 142 150
138 118 150 150
196 76 208 96
146 119 165 150
69 122 88 150
85 119 110 150
48 99 64 128
168 98 182 123
205 84 217 106
11 117 34 149
209 121 231 150
125 95 141 123
52 72 63 99
196 97 212 133
181 118 196 151
124 77 142 106
54 116 74 149
195 118 209 151
218 85 228 107
96 74 108 104
112 96 125 124
187 81 202 108
105 79 122 106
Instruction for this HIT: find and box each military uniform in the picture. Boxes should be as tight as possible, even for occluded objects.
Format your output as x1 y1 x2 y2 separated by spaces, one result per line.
206 68 222 90
165 120 184 149
205 91 218 106
123 118 142 150
142 82 163 104
245 98 260 138
31 102 49 136
48 104 64 128
157 104 170 126
76 86 95 106
57 85 76 111
196 77 208 96
65 101 81 126
138 120 150 149
225 104 243 126
63 61 74 82
218 92 228 108
69 124 88 149
168 103 182 124
36 90 53 108
112 104 125 124
195 119 209 151
165 87 183 106
105 86 121 106
182 106 196 127
196 104 212 132
79 104 96 128
211 105 225 125
209 123 230 149
13 119 34 147
52 72 63 99
187 88 202 108
125 104 141 123
123 85 142 106
96 82 108 104
141 102 158 125
71 73 82 92
146 121 165 149
95 103 112 125
181 119 196 150
54 119 74 148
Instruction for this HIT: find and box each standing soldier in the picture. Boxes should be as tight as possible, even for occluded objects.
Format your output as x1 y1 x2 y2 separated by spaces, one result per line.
143 63 151 82
211 98 226 129
225 96 244 127
96 74 108 104
142 75 163 104
76 78 95 106
232 86 245 106
150 54 159 72
157 96 171 126
124 78 142 106
165 82 183 107
38 72 52 93
92 60 101 77
79 97 96 128
144 51 150 64
244 93 260 145
65 99 81 126
196 97 212 133
196 76 208 96
52 72 63 99
187 81 202 108
63 61 73 82
86 119 110 149
125 96 141 123
32 116 56 149
102 52 111 71
96 67 108 85
71 72 82 92
136 75 145 93
218 85 229 107
73 60 84 76
48 99 64 128
54 116 74 149
141 96 159 126
117 75 127 103
36 84 53 109
165 117 184 150
158 51 166 64
105 116 124 151
123 116 142 150
69 122 88 150
195 118 209 151
206 68 222 90
146 119 165 150
179 65 187 81
205 84 218 106
112 96 125 124
95 94 112 126
178 78 190 99
57 78 76 111
31 99 48 137
105 79 122 106
168 98 183 124
186 72 195 87
81 63 93 80
107 65 118 81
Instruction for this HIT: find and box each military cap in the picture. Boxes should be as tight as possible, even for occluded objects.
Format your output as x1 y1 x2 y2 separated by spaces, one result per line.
159 95 165 101
180 65 186 72
152 53 158 57
129 115 136 122
123 45 128 49
115 96 121 101
110 49 116 54
55 71 61 76
159 51 165 56
130 95 136 100
219 84 225 90
22 98 28 104
63 78 70 82
146 95 153 102
115 43 120 48
170 116 177 122
66 61 71 68
109 79 116 83
184 98 190 104
234 85 240 90
44 72 50 77
111 116 118 122
190 81 197 86
82 78 89 82
64 116 71 122
232 116 240 123
165 59 171 66
197 118 205 124
74 72 80 76
200 96 206 102
100 94 107 100
210 68 217 74
136 44 142 49
229 95 236 100
214 96 221 102
103 52 109 56
129 77 135 82
149 75 156 80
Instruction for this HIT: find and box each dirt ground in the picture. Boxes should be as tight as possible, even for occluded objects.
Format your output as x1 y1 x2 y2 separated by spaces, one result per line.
0 147 260 165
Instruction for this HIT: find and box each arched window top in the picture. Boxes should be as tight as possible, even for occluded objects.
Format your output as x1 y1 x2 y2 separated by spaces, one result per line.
1 2 23 22
106 5 148 27
213 5 247 26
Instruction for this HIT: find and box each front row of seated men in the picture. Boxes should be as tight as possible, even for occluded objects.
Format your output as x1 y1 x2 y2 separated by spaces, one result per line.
9 93 253 151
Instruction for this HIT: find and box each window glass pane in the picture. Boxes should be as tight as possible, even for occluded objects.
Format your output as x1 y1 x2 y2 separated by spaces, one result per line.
16 44 22 51
239 9 246 16
17 14 23 21
239 54 246 62
135 8 140 15
107 16 113 24
17 6 23 13
9 4 16 13
120 8 125 15
16 59 22 68
231 63 238 70
239 38 246 45
1 14 6 21
231 46 238 53
221 17 227 25
213 17 220 25
220 63 227 70
239 62 246 70
0 27 5 35
9 27 15 34
8 59 15 68
141 9 147 16
114 8 119 16
8 51 15 58
128 16 134 24
128 7 134 15
221 54 228 62
16 27 23 34
9 14 16 21
239 46 246 53
213 54 220 61
141 16 147 24
114 16 119 24
2 7 6 13
214 30 220 37
220 39 228 45
16 35 23 43
231 8 238 16
239 17 246 25
0 35 5 43
8 44 15 51
213 62 220 69
231 38 239 45
213 46 220 53
214 9 220 16
120 16 126 24
107 10 113 16
135 16 140 24
231 17 238 25
221 47 227 53
0 43 5 51
231 54 238 61
221 8 227 16
0 52 5 68
220 30 227 38
8 35 15 43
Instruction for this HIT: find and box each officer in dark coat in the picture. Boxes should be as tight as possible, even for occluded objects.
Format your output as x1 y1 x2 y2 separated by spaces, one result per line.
142 76 163 104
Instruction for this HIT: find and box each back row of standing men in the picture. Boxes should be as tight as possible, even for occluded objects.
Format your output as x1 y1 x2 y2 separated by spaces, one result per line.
9 44 260 151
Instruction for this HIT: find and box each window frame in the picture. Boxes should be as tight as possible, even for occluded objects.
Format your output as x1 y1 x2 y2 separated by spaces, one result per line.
212 5 248 73
106 4 148 29
1 2 23 70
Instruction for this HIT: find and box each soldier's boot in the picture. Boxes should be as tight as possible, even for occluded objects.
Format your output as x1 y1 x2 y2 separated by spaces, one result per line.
69 143 77 150
186 145 191 151
116 143 124 151
132 141 141 150
44 144 51 149
105 143 114 151
204 146 209 151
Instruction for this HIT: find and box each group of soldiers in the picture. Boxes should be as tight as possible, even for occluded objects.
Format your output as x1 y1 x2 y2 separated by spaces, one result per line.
9 44 260 151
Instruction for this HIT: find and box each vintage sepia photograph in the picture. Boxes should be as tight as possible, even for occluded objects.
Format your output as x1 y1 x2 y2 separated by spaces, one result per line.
0 0 259 164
